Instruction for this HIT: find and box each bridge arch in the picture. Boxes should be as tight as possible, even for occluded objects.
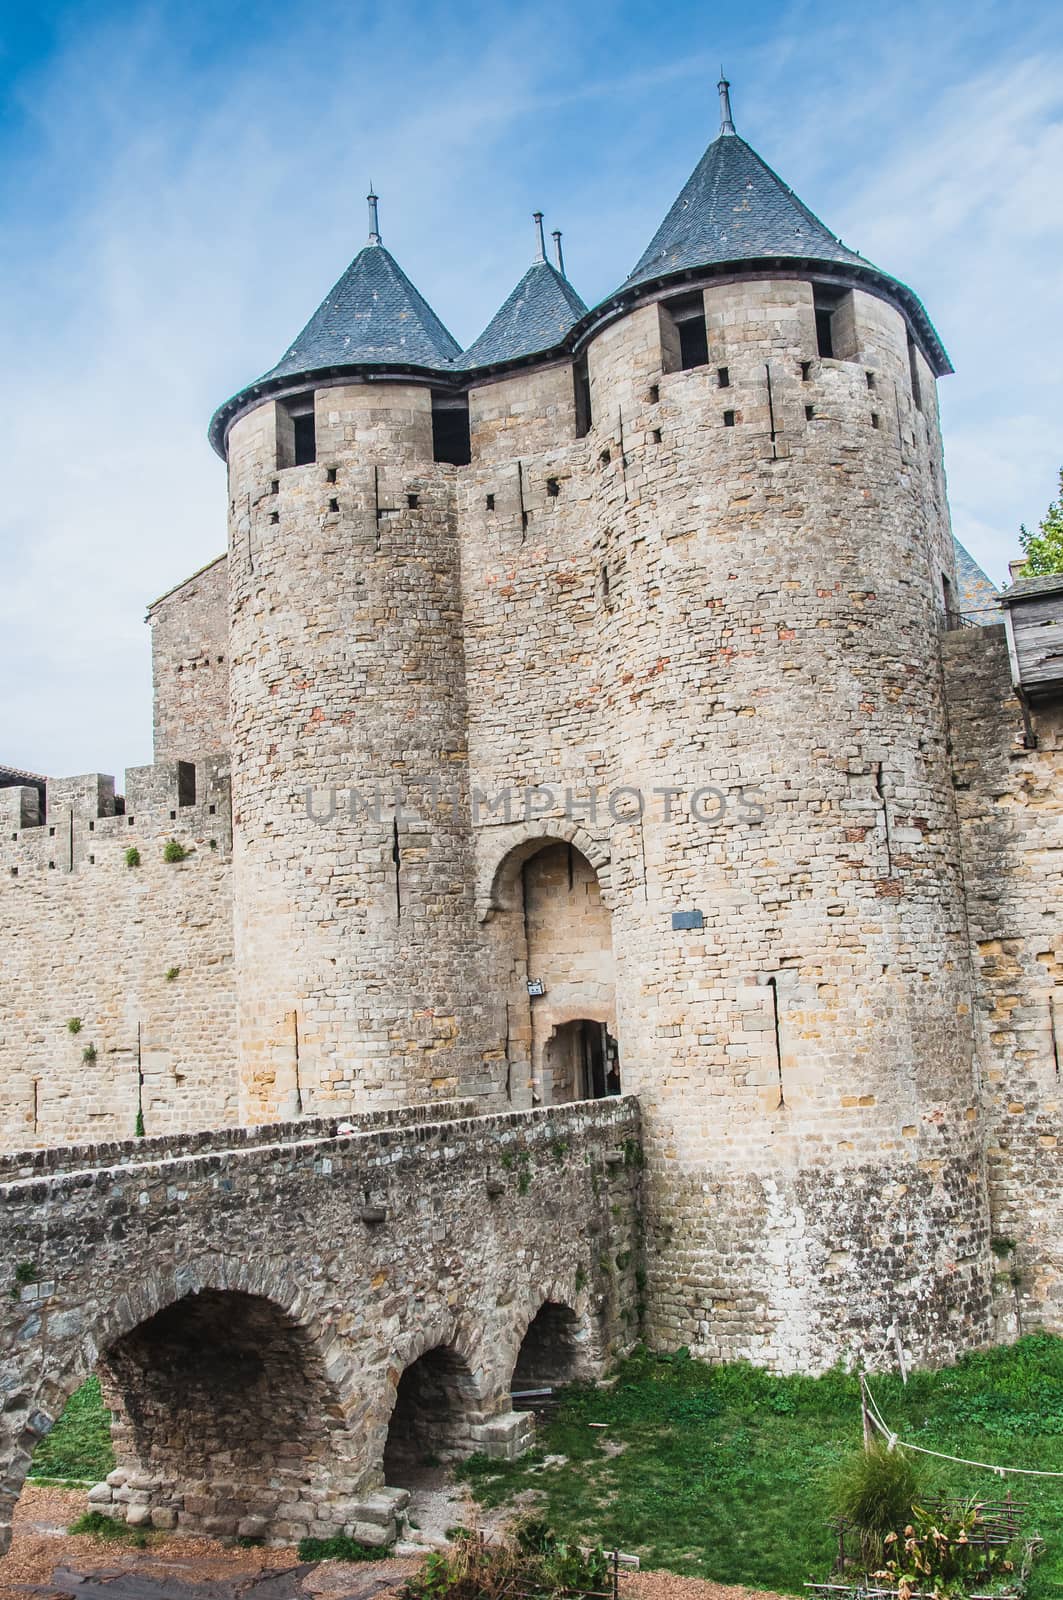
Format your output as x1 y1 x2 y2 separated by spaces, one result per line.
506 1288 602 1398
4 1255 363 1549
382 1333 486 1489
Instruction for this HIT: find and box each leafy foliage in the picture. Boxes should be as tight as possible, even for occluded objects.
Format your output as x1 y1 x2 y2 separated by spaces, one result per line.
401 1521 609 1600
30 1377 114 1484
162 839 189 863
297 1533 381 1561
873 1500 1017 1600
124 847 141 868
1019 468 1063 576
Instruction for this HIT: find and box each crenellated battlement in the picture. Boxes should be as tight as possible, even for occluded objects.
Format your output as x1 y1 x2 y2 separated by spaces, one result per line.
0 756 231 878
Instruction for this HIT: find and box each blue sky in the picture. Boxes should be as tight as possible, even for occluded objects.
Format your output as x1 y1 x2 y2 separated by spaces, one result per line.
1 0 1060 781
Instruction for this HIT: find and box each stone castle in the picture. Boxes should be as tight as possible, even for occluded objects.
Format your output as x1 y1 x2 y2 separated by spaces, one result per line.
2 78 1062 1456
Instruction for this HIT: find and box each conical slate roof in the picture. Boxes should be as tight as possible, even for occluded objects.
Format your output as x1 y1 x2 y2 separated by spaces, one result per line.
624 124 865 290
463 225 588 369
264 238 461 378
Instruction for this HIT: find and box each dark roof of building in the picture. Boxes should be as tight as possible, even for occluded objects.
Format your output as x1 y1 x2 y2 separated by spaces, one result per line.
612 80 949 374
624 129 865 290
262 240 461 380
463 257 588 370
999 572 1063 604
953 539 1001 625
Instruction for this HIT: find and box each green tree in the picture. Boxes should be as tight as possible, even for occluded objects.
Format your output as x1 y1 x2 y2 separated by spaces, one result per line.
1019 467 1063 575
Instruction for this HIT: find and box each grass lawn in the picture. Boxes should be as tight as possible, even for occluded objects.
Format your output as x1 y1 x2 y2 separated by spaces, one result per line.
29 1376 114 1484
457 1336 1063 1597
30 1339 1063 1596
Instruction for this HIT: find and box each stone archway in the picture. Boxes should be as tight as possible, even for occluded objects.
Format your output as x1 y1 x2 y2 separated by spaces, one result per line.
511 1301 598 1392
483 837 617 1106
383 1344 482 1487
7 1261 365 1550
88 1288 353 1540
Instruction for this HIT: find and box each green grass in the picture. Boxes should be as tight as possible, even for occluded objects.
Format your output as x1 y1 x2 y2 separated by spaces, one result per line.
457 1337 1063 1597
29 1376 114 1485
297 1534 382 1562
69 1510 153 1548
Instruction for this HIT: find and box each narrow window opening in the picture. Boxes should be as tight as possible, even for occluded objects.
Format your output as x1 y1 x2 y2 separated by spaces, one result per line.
805 404 815 421
907 335 923 412
573 356 592 438
871 412 880 429
328 497 339 513
407 493 419 509
269 510 279 524
647 383 660 405
661 292 709 371
88 854 95 865
88 820 95 832
866 371 876 391
723 410 736 428
800 361 812 381
485 493 495 511
431 393 471 465
546 477 560 498
678 313 709 370
814 306 835 359
717 366 730 388
293 412 316 466
325 466 337 484
10 866 17 877
270 478 279 494
942 572 958 631
813 287 855 361
652 427 662 444
599 447 611 466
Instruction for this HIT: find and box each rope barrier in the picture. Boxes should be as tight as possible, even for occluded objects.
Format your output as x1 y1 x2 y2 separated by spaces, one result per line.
861 1375 1063 1480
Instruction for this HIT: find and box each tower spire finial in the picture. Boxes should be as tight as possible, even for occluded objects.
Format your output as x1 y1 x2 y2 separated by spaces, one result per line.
551 228 566 277
533 210 546 262
367 185 381 245
717 71 736 136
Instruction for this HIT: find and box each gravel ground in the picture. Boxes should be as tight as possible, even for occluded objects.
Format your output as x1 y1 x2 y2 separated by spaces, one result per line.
0 1486 791 1600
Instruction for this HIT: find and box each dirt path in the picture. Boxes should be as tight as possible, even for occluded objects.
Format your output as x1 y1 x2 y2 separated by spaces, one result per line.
0 1486 792 1600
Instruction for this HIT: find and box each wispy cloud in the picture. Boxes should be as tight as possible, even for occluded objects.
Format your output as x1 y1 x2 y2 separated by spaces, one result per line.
0 0 1060 778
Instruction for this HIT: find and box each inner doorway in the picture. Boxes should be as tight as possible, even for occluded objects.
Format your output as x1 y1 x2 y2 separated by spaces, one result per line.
544 1019 620 1102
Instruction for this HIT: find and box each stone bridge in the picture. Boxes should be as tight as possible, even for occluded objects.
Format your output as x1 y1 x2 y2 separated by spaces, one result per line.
0 1097 643 1551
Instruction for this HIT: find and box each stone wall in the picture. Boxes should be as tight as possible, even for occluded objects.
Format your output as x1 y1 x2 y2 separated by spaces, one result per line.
0 759 236 1151
147 557 229 758
944 625 1063 1331
226 386 499 1124
0 1096 643 1549
458 276 991 1371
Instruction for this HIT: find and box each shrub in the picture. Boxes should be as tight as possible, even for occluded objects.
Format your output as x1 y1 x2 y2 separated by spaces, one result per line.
873 1499 1017 1599
162 839 189 863
135 1109 145 1138
298 1534 381 1562
165 966 180 983
67 1017 82 1035
82 1044 97 1063
124 847 141 868
401 1521 609 1600
831 1442 925 1569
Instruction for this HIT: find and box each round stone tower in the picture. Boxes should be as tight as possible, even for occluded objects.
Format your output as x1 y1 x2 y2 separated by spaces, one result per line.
211 195 496 1122
577 80 990 1369
455 82 992 1369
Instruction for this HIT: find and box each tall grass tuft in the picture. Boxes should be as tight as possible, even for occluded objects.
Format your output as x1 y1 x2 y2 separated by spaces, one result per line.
831 1441 925 1570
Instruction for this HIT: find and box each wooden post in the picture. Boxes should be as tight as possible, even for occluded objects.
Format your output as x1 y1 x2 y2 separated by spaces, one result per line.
861 1375 874 1452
